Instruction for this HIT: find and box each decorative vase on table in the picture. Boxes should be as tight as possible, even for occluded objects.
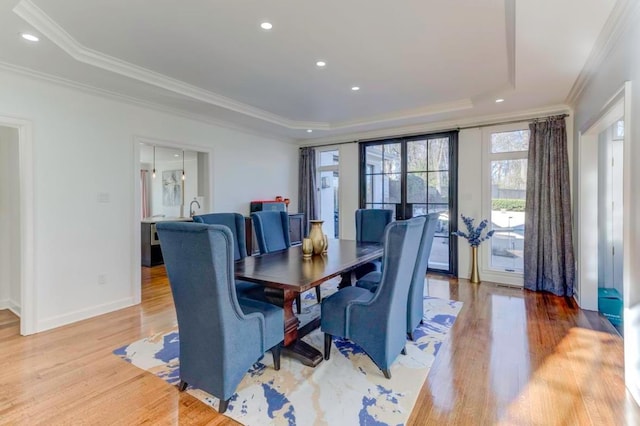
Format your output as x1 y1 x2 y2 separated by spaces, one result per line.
302 238 313 259
309 220 325 255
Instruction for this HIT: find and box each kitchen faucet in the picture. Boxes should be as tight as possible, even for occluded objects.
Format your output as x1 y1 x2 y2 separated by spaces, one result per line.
189 199 201 217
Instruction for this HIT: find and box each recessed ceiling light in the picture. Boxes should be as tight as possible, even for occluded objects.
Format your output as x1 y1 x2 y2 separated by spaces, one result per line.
307 129 313 133
260 22 273 30
351 86 360 91
495 98 505 103
21 33 39 42
174 154 180 157
316 61 326 67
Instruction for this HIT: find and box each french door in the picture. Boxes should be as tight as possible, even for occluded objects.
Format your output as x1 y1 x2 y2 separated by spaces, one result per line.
359 131 458 274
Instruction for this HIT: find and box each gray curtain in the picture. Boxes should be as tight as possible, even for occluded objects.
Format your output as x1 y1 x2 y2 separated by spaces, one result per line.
298 147 318 235
524 116 575 296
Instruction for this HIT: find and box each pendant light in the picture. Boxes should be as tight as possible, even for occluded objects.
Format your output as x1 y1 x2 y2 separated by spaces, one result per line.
152 145 156 179
182 150 185 180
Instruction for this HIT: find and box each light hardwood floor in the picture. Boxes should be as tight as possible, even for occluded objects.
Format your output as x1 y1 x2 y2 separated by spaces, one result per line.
1 267 638 425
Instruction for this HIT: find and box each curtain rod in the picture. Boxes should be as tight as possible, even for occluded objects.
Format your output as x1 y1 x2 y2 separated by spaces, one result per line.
455 113 570 131
299 140 358 149
299 113 570 148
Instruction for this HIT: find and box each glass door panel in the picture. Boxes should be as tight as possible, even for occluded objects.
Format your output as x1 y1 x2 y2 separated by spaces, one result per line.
361 133 457 274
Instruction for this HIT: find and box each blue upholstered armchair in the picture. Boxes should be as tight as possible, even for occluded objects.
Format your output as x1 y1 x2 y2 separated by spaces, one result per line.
356 213 439 340
156 222 284 414
251 211 322 313
353 208 393 279
192 212 258 296
321 217 425 379
192 213 247 261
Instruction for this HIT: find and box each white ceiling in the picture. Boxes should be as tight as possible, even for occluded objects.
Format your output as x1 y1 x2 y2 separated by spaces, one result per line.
0 0 616 142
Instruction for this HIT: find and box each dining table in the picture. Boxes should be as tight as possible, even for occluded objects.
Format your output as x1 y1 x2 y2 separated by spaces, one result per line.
235 238 383 367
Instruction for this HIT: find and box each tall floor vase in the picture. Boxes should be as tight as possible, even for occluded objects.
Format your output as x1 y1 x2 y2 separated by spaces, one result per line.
470 246 480 283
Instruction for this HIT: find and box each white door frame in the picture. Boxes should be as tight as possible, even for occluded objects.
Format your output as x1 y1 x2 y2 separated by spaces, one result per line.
576 81 637 403
0 115 36 335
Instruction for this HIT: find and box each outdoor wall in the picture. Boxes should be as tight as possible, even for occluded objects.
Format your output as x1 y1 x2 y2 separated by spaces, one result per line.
0 69 297 332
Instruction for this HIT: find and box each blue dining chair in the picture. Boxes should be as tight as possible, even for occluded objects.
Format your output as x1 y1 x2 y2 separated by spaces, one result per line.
321 216 425 379
251 211 321 313
156 222 284 414
356 213 439 340
353 208 393 279
192 212 258 295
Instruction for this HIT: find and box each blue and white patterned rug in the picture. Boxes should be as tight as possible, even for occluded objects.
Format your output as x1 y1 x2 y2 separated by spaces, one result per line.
114 283 462 426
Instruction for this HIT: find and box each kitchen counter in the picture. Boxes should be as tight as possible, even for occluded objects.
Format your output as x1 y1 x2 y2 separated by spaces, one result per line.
141 216 193 224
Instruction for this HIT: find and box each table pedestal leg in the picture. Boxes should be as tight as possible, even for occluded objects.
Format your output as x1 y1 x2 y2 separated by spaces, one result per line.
264 288 323 367
338 271 353 289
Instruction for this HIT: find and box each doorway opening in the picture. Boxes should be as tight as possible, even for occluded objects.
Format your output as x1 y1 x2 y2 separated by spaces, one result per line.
0 116 35 336
359 131 458 274
133 137 212 304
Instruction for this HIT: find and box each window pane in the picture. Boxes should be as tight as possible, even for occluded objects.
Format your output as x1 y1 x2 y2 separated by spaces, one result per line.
429 236 449 270
365 146 383 176
490 159 526 272
385 173 401 203
491 130 530 153
407 140 427 172
428 138 449 170
407 172 427 203
383 144 401 174
428 204 449 238
428 172 449 203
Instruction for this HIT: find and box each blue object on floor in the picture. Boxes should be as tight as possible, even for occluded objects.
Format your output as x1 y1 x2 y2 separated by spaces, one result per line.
598 287 622 326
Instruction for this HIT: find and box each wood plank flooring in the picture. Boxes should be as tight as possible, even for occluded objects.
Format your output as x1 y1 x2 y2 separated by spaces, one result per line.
0 267 638 425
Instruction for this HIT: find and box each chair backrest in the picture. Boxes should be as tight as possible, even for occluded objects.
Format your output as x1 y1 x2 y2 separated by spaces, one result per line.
192 213 247 261
156 222 263 400
407 213 439 333
355 209 393 243
251 211 291 254
349 217 425 367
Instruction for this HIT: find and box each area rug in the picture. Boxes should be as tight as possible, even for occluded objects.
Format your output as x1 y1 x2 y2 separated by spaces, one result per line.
114 284 462 426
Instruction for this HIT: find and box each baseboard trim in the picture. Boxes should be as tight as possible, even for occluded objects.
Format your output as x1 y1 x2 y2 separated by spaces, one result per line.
0 299 21 317
36 297 135 333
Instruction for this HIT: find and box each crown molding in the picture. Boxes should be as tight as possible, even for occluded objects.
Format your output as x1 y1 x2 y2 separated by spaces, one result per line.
327 99 473 131
11 0 492 133
299 104 571 146
12 0 298 128
0 61 297 144
565 0 640 107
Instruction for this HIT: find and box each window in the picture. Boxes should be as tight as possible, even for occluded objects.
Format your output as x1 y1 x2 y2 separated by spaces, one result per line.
317 149 339 238
485 125 529 273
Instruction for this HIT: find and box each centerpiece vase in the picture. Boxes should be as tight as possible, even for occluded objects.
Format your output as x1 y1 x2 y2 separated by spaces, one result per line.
470 246 480 283
309 220 325 255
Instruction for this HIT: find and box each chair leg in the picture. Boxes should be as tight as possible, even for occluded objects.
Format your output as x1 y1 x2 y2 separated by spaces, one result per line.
324 333 332 360
315 286 322 303
401 346 407 355
408 331 415 341
296 294 302 314
382 369 392 379
178 380 188 391
219 398 230 414
271 344 281 371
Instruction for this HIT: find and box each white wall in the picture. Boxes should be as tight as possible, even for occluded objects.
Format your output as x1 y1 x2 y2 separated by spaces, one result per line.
571 5 640 405
0 126 21 315
0 69 297 332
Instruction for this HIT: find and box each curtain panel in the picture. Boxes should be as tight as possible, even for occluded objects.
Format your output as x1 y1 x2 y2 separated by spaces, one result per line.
298 147 318 235
524 116 575 296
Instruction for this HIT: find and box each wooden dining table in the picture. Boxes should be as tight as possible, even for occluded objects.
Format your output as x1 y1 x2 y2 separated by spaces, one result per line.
235 239 383 367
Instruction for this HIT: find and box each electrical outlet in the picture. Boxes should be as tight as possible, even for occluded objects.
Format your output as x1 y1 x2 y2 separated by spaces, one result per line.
97 192 110 203
98 274 107 285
